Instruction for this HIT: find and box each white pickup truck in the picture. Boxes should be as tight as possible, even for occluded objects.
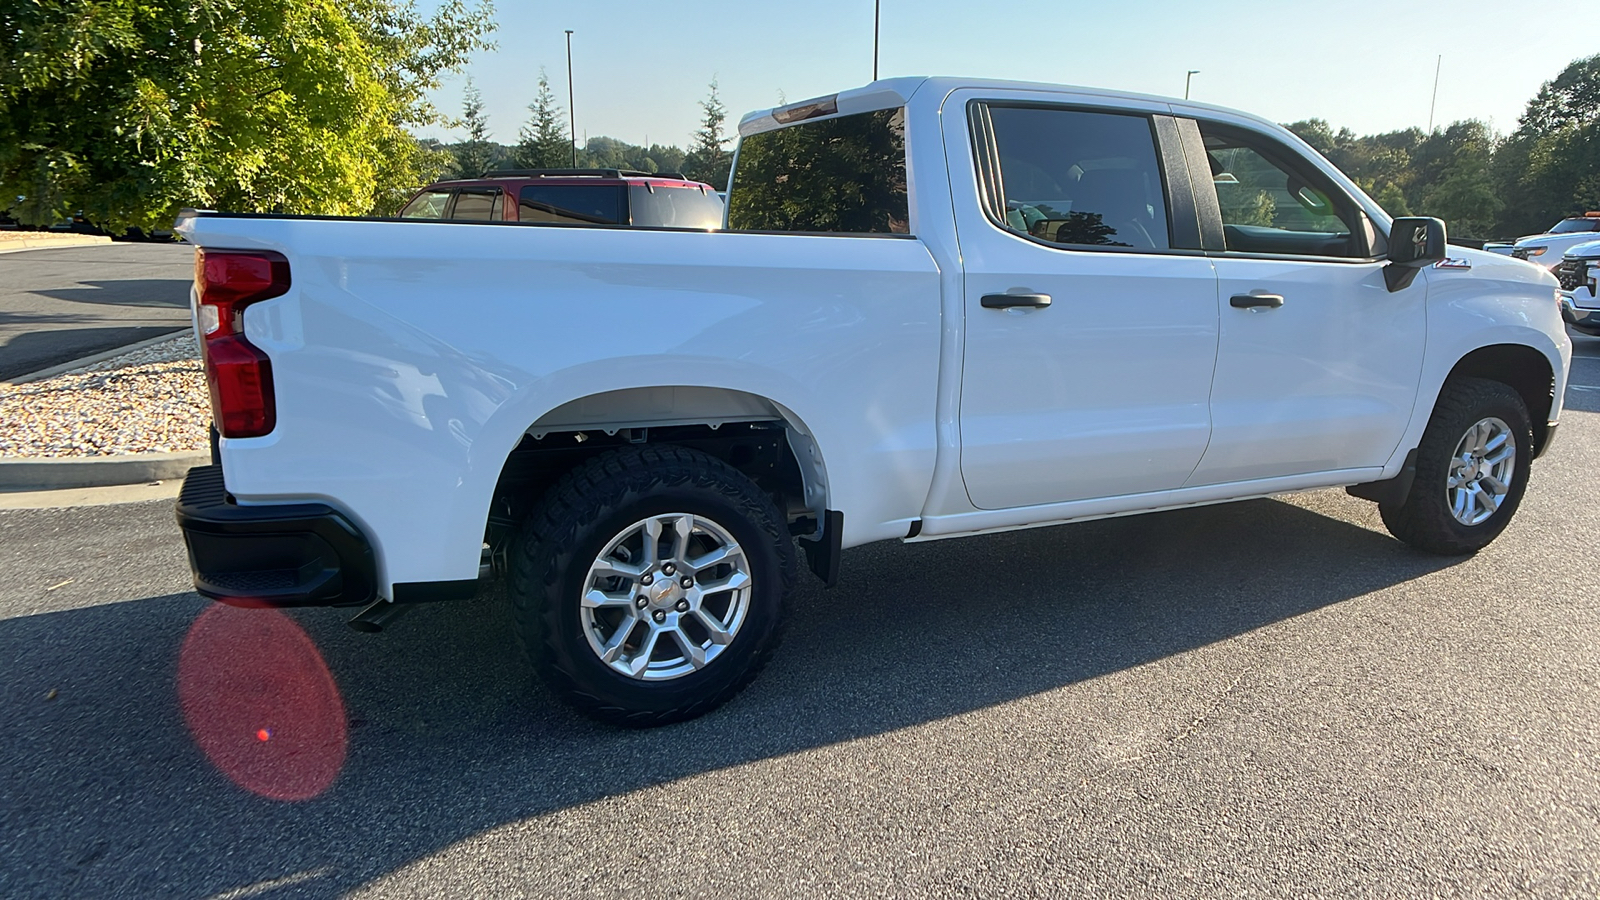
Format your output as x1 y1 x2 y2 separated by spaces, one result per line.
175 77 1569 725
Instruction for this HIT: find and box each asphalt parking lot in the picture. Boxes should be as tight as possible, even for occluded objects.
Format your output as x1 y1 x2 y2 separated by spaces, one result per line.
2 343 1597 898
0 243 194 380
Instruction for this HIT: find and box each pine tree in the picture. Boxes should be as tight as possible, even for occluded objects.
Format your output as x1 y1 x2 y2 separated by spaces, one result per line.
684 78 731 187
514 69 570 169
452 79 494 178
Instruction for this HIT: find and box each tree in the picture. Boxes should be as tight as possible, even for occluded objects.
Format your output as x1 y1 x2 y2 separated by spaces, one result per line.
0 0 496 229
1494 53 1600 236
683 78 730 187
451 78 494 178
513 68 569 169
1516 54 1600 138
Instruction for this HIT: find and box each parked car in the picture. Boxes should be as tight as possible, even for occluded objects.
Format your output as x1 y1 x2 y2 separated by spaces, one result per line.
1557 239 1600 335
1509 213 1600 270
173 76 1569 726
398 168 725 230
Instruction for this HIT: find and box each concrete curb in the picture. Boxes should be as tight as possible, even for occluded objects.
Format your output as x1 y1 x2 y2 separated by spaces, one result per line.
0 233 113 253
3 329 191 386
0 450 209 492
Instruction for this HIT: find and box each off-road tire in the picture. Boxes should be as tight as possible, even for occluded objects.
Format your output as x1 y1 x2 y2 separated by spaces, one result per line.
509 444 796 726
1380 377 1533 555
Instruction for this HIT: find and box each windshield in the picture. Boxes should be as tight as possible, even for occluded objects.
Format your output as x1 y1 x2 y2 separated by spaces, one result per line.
1549 218 1600 234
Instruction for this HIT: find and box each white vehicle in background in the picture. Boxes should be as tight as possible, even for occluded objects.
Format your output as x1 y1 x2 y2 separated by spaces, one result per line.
1557 239 1600 335
1508 212 1600 269
172 77 1570 726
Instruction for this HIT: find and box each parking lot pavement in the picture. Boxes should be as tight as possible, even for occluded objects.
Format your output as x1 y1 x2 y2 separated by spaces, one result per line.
0 242 194 381
1 381 1597 898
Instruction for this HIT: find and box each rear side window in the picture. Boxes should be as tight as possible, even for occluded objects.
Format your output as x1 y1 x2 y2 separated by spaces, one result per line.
400 190 451 219
627 184 724 229
984 107 1170 250
518 185 624 225
727 108 908 234
450 189 503 221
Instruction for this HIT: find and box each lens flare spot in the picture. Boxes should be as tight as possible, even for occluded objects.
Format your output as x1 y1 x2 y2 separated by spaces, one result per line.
178 604 347 801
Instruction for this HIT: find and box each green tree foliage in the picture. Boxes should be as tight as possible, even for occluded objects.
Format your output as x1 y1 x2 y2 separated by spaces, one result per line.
683 79 730 188
450 78 495 177
728 108 908 233
1286 54 1598 240
0 0 495 229
513 68 569 169
1493 54 1600 236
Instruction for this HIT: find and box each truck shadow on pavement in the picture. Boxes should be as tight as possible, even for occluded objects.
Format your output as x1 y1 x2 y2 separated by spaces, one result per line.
27 279 193 308
0 495 1457 897
0 325 187 381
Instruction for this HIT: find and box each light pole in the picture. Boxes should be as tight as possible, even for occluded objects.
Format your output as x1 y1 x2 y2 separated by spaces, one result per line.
565 29 577 167
873 0 880 81
1185 70 1199 100
1427 54 1441 132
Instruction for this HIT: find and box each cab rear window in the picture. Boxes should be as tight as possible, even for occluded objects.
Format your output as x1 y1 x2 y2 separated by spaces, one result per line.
727 108 908 234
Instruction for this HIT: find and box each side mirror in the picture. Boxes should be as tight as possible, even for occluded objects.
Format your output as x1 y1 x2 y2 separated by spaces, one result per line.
1385 217 1447 291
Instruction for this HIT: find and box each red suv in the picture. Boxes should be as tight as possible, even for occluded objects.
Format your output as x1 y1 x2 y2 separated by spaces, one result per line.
398 168 725 230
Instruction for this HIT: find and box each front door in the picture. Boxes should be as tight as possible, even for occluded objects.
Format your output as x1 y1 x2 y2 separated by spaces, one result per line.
949 97 1221 510
1184 120 1426 485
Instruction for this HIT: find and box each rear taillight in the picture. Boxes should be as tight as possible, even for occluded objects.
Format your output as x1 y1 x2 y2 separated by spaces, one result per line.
195 249 289 438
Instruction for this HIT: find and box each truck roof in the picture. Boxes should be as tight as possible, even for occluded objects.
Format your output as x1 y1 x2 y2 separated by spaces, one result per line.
737 76 1282 138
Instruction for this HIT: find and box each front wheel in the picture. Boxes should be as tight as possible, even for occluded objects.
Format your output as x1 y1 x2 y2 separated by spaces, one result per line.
509 445 796 726
1380 378 1533 555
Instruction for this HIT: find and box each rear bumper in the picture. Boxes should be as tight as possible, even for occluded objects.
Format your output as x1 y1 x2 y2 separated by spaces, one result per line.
175 465 377 608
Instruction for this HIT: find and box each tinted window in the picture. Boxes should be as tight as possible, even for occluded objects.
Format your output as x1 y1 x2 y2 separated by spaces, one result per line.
627 184 724 229
985 107 1170 250
727 108 908 234
450 189 502 221
517 185 624 225
400 190 451 219
1550 218 1600 234
1199 124 1360 257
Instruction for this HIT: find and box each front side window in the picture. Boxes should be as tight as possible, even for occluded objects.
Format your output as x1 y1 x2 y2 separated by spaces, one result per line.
1199 124 1361 257
984 107 1171 251
450 189 502 221
517 184 624 225
400 190 451 219
727 108 908 234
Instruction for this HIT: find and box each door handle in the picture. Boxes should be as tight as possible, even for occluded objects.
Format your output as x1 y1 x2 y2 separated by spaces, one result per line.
1229 292 1285 309
981 292 1053 309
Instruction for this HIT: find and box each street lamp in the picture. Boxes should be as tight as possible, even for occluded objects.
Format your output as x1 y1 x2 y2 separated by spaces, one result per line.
565 29 577 167
873 0 880 81
1185 70 1199 100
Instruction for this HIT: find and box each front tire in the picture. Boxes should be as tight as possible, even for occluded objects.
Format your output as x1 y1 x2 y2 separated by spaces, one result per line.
509 445 796 726
1380 378 1532 555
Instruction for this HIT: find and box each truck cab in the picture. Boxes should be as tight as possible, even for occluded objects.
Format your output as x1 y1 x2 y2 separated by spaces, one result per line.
174 77 1570 726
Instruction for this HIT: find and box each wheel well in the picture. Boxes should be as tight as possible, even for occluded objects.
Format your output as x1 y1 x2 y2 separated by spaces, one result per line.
482 398 823 576
1444 344 1555 453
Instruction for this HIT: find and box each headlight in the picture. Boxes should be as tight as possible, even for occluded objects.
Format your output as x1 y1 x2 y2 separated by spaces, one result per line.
1526 246 1548 257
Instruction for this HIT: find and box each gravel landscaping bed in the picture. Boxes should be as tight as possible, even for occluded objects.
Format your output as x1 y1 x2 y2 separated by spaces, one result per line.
0 333 209 458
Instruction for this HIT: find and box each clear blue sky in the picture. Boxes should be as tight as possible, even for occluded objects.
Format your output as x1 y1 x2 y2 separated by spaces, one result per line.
419 0 1600 148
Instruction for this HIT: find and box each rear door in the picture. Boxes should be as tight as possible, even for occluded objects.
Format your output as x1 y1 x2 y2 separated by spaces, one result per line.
946 91 1221 510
